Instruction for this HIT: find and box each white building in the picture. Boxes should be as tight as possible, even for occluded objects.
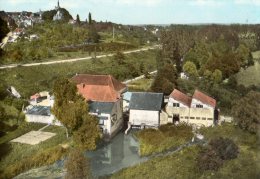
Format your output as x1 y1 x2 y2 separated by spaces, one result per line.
88 101 123 136
25 106 62 126
166 89 218 127
129 92 163 128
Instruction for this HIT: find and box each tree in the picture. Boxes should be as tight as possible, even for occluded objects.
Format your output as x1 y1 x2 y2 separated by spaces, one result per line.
0 105 7 121
151 63 178 95
73 115 100 150
183 61 198 78
88 26 100 43
113 51 125 65
65 148 92 179
52 78 100 149
88 12 92 25
212 69 222 84
52 78 86 135
76 14 80 24
231 91 260 134
0 17 9 42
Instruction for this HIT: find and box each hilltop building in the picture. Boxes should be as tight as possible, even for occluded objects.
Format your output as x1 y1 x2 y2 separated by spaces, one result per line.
53 0 63 21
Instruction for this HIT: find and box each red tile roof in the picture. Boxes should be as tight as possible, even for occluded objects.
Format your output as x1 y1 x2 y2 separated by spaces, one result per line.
170 89 192 107
193 90 216 108
71 74 127 102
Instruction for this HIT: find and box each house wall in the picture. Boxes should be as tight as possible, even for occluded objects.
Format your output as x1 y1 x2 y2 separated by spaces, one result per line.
129 110 159 127
168 97 189 108
25 114 62 126
166 98 215 127
110 100 123 136
191 98 213 110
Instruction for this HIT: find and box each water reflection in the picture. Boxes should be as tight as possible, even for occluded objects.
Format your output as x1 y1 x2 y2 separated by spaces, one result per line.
87 131 147 177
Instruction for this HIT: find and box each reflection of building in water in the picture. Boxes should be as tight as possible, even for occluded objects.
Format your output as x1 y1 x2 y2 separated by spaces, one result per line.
53 0 63 21
101 133 125 164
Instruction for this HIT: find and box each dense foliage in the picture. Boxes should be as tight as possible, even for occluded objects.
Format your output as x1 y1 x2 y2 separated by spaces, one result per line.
0 16 9 41
231 91 260 134
65 148 92 179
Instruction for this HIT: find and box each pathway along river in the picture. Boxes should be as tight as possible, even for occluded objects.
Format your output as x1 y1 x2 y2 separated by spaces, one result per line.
15 131 204 179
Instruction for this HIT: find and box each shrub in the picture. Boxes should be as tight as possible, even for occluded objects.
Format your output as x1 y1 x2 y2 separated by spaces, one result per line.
209 137 239 160
197 147 223 171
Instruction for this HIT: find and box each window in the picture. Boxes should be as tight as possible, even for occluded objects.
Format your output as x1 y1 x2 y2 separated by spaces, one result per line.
180 116 184 119
173 103 180 107
207 118 213 120
190 117 195 119
98 116 108 125
196 104 203 108
185 116 189 119
202 117 206 120
99 119 104 125
196 117 200 120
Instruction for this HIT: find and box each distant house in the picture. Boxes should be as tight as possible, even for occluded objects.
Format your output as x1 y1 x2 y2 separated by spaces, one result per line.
30 91 54 107
166 89 218 127
71 74 127 137
129 92 164 128
25 106 61 126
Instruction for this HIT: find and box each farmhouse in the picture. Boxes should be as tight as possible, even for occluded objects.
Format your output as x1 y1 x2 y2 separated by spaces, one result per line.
166 89 218 127
71 74 127 137
129 92 164 128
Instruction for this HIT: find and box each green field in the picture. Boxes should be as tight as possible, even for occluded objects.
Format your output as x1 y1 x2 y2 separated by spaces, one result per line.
236 51 260 87
0 50 157 97
128 78 154 92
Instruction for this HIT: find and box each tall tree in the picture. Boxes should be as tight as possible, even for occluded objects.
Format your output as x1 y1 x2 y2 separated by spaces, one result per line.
0 17 9 41
65 148 92 179
88 12 92 25
76 14 80 24
183 61 198 78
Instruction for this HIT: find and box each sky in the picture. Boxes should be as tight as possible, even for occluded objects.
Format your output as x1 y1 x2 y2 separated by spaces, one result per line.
0 0 260 24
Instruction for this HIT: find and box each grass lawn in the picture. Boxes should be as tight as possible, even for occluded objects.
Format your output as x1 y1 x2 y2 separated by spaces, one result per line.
0 124 69 179
128 78 154 92
236 51 260 87
136 123 193 156
111 124 259 179
0 49 157 97
236 61 260 87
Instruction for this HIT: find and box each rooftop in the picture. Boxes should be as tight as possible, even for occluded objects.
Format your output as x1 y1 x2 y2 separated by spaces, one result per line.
193 90 216 108
170 89 192 107
26 106 51 116
88 101 115 114
71 74 127 102
129 92 163 111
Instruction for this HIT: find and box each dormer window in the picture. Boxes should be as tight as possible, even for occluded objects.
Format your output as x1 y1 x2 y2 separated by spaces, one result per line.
173 103 180 107
196 104 203 108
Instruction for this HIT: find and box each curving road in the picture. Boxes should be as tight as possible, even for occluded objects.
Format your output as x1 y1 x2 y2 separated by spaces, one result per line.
0 45 160 70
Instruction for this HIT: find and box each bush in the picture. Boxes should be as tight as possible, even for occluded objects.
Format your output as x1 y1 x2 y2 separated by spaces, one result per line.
197 137 239 172
209 137 239 160
197 147 223 171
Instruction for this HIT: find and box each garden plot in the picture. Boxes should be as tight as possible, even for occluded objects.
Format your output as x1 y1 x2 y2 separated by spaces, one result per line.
11 131 56 145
